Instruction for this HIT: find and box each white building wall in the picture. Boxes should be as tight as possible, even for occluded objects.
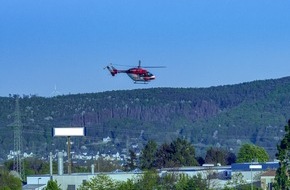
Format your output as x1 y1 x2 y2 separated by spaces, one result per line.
232 171 263 183
26 176 50 185
52 173 140 190
53 175 90 190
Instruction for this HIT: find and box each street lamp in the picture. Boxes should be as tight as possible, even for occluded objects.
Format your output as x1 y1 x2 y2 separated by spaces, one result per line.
38 177 41 190
249 164 262 190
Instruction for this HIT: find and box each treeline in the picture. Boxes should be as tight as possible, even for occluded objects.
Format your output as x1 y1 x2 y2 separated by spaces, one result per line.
2 119 288 190
136 138 268 170
78 137 270 190
0 138 273 190
1 76 290 160
77 135 276 190
73 138 269 173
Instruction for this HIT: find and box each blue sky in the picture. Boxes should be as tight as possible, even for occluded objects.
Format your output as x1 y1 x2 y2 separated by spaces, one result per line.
1 0 290 97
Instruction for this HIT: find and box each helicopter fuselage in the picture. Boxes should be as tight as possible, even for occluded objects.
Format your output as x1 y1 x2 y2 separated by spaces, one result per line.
126 68 155 82
106 65 156 83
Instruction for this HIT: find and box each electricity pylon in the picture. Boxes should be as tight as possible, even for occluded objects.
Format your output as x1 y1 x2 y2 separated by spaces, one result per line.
9 97 25 181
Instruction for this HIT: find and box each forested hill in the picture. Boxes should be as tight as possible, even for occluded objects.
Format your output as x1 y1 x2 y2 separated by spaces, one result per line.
1 76 290 160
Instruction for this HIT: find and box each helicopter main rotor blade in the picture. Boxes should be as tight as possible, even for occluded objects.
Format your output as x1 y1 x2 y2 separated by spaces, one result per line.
142 66 166 68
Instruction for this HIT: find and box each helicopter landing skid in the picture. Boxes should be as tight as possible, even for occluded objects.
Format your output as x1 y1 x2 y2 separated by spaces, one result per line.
134 81 149 84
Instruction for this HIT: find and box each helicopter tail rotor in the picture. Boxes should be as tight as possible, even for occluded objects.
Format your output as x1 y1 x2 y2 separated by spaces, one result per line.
105 64 118 76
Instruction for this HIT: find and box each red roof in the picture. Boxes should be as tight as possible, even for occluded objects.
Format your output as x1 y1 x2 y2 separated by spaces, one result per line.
261 170 276 177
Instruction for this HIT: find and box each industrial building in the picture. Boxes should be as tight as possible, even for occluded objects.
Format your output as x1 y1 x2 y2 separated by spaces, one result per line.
23 151 279 190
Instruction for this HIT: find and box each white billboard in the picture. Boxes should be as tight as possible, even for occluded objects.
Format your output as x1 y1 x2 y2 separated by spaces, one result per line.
53 127 85 137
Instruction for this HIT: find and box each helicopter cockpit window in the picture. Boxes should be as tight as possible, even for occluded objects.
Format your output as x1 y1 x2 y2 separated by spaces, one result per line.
146 72 153 77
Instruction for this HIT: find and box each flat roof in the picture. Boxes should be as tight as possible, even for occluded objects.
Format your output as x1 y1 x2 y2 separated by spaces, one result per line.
22 184 46 190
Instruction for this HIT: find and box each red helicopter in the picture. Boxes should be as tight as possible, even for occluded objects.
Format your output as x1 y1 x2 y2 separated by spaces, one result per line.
105 60 164 84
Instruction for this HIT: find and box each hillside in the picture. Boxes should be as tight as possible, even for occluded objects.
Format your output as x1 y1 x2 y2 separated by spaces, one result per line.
1 76 290 160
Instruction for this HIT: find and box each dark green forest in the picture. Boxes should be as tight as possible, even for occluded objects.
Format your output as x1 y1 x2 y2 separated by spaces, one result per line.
1 76 290 160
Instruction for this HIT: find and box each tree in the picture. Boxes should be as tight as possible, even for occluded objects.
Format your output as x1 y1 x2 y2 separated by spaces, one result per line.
174 174 189 190
124 149 137 171
0 169 22 190
188 174 208 190
134 170 159 190
78 174 117 190
155 143 174 168
224 172 247 190
196 156 205 166
226 152 237 165
170 138 198 166
174 173 207 190
5 158 54 176
274 119 290 189
45 180 61 190
117 179 136 190
237 143 269 163
0 187 11 190
205 147 227 165
205 147 236 166
140 140 158 170
24 158 50 175
156 138 198 168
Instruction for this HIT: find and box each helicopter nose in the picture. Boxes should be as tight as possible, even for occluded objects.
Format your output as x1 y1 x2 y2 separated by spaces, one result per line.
151 75 156 80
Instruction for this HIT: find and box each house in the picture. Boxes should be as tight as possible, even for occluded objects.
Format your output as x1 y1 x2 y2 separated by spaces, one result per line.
231 162 279 183
260 170 276 190
103 136 111 143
